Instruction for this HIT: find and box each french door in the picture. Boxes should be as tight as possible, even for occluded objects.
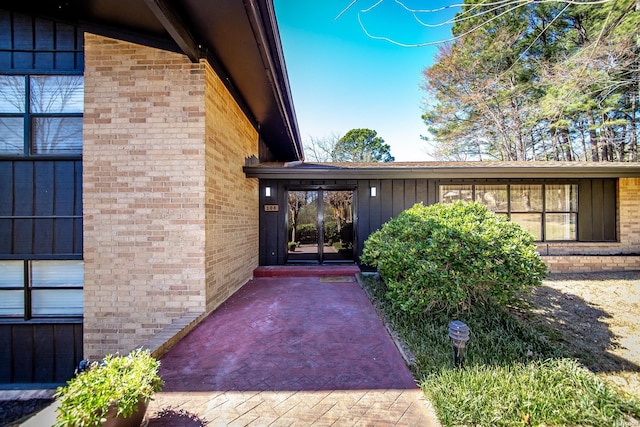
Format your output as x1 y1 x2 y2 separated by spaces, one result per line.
287 189 354 263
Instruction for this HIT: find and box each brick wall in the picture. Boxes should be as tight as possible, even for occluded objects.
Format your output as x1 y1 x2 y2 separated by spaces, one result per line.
541 177 640 272
203 61 259 311
83 34 258 358
619 178 640 252
543 255 640 273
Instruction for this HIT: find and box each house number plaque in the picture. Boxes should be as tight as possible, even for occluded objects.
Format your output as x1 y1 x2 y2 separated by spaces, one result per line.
264 204 279 212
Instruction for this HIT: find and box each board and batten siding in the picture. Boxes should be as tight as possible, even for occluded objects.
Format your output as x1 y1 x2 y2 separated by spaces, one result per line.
259 178 437 265
0 323 83 384
258 178 616 265
0 160 83 257
0 9 84 385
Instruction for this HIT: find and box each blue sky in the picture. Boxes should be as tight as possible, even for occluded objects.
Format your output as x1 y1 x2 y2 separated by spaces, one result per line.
274 0 459 161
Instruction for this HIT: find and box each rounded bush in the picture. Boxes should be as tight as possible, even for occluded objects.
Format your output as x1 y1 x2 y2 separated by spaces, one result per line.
361 202 547 314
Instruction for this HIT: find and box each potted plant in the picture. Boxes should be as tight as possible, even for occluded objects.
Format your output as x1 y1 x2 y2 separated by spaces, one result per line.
54 348 163 427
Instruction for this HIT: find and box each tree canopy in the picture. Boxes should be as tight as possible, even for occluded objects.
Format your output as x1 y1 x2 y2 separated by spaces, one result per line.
332 128 395 162
421 0 639 162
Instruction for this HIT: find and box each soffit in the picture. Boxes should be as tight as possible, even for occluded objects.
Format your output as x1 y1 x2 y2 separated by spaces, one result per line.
3 0 302 161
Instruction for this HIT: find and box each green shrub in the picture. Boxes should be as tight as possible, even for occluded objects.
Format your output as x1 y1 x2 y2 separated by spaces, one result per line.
296 223 317 243
54 349 163 427
324 221 339 243
361 202 547 314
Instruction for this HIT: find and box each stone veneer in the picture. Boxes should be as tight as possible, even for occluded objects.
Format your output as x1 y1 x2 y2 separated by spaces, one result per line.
541 177 640 273
83 34 258 359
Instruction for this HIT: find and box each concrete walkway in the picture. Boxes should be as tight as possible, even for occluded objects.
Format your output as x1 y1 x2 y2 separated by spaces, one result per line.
147 273 440 426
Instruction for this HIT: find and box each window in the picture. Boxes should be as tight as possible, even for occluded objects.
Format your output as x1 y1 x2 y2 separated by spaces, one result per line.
0 260 83 319
439 183 578 241
0 75 83 156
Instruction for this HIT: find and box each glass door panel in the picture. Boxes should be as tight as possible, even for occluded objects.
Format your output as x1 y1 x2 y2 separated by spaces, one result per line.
286 189 355 263
323 191 354 262
287 191 320 262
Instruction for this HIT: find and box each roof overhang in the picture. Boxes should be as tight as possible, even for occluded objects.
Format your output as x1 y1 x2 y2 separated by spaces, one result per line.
244 161 640 180
5 0 302 161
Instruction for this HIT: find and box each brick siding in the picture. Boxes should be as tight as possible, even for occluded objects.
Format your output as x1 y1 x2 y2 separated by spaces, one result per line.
83 34 258 359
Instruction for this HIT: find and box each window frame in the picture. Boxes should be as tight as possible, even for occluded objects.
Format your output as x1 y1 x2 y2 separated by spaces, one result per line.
0 259 83 320
0 73 83 159
438 181 580 242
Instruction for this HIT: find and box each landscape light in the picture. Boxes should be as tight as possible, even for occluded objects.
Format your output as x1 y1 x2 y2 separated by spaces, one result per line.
448 320 470 368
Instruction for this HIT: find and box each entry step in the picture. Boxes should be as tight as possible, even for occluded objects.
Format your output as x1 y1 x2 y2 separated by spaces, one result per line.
253 265 361 278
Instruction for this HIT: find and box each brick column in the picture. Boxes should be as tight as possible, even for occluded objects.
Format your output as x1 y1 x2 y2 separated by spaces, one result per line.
83 34 258 358
619 177 640 252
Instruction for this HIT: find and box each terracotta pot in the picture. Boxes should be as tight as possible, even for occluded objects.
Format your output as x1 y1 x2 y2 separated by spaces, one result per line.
101 398 149 427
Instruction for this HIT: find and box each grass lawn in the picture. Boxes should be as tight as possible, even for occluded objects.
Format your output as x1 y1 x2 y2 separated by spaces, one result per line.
359 273 640 427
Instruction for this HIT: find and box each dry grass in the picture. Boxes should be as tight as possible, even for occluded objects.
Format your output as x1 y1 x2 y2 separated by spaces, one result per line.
528 271 640 397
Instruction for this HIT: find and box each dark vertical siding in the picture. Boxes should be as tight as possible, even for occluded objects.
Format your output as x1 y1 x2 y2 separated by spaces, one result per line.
0 327 11 382
603 179 616 241
0 9 84 73
357 179 431 261
0 9 84 385
34 325 55 382
54 324 81 382
578 179 616 242
380 180 393 223
11 325 34 382
0 323 82 384
0 160 83 256
258 179 434 264
259 178 617 265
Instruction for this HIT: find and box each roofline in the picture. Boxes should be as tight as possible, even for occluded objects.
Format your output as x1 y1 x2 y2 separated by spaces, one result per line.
246 0 303 161
244 162 640 180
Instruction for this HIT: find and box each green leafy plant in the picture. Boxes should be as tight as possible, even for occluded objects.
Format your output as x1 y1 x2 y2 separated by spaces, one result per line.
361 202 547 314
359 273 640 426
54 348 163 427
295 223 318 243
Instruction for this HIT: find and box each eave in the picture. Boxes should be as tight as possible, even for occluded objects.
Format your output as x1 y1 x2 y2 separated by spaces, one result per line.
3 0 302 161
243 161 640 180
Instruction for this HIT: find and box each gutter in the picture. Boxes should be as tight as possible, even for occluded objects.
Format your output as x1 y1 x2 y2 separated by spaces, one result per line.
244 164 640 180
244 0 304 161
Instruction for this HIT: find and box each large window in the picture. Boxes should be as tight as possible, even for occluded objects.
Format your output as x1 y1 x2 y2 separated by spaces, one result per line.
0 260 83 318
439 183 578 241
0 75 83 156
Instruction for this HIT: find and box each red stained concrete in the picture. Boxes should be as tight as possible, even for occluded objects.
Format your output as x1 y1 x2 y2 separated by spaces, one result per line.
253 265 362 278
158 275 417 392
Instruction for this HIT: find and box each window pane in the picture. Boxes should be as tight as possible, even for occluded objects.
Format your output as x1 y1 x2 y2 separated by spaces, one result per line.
511 213 542 240
546 213 577 240
0 75 25 113
440 185 472 203
511 185 542 212
29 76 83 113
31 117 82 155
32 289 83 316
476 185 508 212
0 117 24 154
31 261 84 287
0 290 24 316
546 184 578 212
0 261 23 288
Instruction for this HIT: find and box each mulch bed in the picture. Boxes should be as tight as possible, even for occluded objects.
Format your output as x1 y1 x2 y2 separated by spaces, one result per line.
0 398 54 426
